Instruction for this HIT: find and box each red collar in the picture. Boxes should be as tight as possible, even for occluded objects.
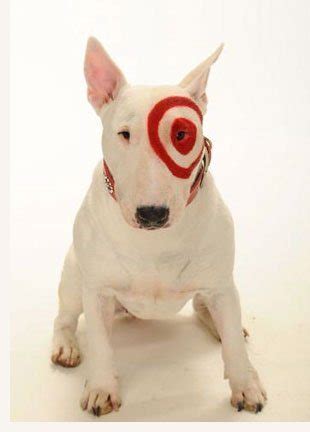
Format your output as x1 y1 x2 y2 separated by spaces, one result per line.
103 136 212 206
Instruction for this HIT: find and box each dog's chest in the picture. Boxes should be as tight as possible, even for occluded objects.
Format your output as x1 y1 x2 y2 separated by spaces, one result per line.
116 278 196 319
113 254 198 319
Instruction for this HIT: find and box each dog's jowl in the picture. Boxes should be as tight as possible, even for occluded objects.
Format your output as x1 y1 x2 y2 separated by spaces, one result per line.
51 37 267 416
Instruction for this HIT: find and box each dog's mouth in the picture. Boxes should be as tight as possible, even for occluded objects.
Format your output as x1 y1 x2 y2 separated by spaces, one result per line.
137 222 170 231
126 215 171 230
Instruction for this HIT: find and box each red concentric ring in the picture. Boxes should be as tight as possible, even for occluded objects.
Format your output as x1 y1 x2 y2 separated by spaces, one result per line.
147 96 203 179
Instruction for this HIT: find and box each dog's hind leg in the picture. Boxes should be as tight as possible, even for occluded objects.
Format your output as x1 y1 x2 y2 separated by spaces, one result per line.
193 294 249 341
51 245 83 367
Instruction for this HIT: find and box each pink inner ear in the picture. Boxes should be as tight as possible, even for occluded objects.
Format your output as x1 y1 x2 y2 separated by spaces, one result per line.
85 41 123 109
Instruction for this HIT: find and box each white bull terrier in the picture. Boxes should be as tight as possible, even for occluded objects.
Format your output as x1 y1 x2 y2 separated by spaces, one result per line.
51 37 267 416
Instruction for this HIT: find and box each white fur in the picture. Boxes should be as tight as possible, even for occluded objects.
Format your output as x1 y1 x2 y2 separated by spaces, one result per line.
52 37 266 416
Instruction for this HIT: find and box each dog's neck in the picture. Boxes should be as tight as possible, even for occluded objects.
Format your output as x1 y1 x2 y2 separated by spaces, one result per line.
102 136 212 207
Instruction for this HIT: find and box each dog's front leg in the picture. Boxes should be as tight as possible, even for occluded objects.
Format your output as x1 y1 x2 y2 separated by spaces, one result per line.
80 289 121 416
204 285 267 413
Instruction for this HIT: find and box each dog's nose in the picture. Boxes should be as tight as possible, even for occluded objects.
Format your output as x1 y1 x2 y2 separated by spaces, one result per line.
136 206 169 228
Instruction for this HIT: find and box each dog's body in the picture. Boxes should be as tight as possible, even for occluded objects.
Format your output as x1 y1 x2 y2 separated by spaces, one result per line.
51 38 266 416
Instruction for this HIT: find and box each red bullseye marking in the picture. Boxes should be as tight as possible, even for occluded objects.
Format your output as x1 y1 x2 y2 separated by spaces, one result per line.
147 96 203 179
170 117 197 155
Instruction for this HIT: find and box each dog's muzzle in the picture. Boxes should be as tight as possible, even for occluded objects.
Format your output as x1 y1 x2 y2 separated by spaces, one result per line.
135 206 169 229
103 137 212 209
102 136 212 231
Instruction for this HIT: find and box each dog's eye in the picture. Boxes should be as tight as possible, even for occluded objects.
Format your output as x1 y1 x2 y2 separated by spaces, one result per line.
176 131 186 141
118 130 130 140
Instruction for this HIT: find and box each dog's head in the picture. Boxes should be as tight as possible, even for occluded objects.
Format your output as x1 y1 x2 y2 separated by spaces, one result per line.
84 37 222 230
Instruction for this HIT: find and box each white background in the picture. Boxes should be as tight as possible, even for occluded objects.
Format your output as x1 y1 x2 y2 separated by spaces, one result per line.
10 0 310 422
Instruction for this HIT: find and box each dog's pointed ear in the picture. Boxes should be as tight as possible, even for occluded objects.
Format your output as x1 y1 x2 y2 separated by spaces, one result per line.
179 44 224 113
84 37 127 113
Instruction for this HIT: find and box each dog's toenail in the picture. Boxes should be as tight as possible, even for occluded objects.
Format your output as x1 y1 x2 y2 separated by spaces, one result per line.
92 406 100 416
255 403 263 413
237 402 244 411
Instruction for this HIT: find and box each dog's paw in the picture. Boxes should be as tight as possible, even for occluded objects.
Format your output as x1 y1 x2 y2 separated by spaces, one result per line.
80 384 121 416
51 336 81 368
230 370 267 413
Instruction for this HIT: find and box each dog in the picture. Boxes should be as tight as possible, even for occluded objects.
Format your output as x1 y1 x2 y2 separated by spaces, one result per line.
51 37 267 416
